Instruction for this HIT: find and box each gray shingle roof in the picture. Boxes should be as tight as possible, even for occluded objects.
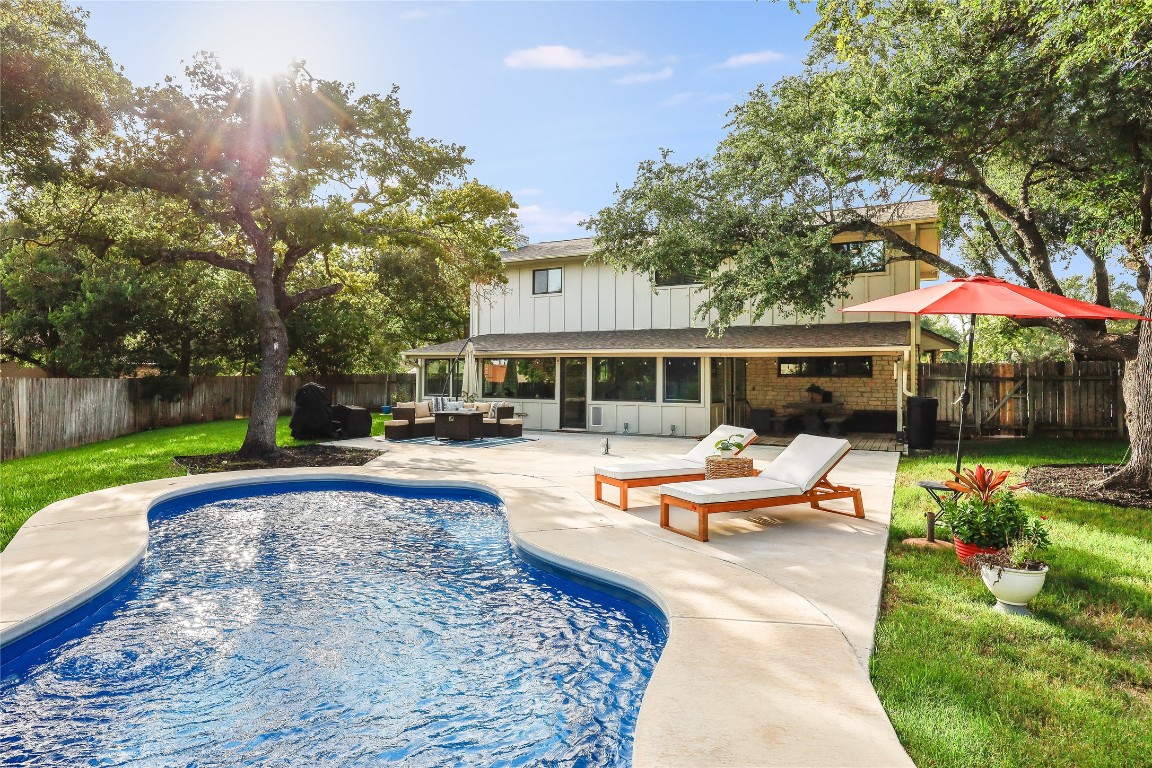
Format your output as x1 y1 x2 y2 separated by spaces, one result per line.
501 201 938 263
405 322 954 357
501 237 595 263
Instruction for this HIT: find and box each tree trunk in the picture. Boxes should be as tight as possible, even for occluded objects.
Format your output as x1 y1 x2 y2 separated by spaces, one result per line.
1105 289 1152 490
238 278 290 458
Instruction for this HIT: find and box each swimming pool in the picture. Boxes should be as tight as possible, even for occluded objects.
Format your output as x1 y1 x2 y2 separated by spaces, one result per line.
0 480 667 767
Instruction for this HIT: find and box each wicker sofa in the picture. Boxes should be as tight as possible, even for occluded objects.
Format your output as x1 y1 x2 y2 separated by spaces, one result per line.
385 401 522 440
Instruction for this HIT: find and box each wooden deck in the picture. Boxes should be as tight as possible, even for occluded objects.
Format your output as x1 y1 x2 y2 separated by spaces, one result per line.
754 432 901 452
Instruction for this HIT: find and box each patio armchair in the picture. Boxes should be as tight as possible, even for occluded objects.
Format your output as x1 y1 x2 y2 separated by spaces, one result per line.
385 400 436 440
658 434 863 542
593 425 757 511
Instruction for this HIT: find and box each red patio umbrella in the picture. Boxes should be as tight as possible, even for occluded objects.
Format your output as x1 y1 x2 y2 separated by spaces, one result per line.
842 275 1151 472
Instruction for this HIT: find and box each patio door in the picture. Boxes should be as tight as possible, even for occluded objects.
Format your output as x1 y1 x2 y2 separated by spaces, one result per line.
560 357 587 429
718 358 750 427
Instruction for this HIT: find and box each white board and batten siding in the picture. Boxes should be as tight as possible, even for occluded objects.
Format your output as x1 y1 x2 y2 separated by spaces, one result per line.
472 256 925 336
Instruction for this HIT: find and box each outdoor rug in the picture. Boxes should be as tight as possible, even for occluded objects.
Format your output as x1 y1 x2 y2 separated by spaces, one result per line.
397 436 537 449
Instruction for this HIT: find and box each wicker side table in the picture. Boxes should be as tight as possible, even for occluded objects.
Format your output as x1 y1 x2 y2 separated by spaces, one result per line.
705 456 755 480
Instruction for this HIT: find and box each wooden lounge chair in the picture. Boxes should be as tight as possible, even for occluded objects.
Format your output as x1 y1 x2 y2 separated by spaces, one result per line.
593 425 757 511
658 434 864 541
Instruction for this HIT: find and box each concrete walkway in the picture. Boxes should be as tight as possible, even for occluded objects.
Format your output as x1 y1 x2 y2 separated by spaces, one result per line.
2 430 912 767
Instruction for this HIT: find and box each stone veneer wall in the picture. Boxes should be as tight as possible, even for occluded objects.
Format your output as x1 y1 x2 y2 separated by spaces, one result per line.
745 356 903 414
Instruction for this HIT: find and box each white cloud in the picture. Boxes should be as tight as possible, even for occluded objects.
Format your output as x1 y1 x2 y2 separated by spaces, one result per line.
504 45 643 70
614 66 674 85
716 50 786 68
515 205 589 236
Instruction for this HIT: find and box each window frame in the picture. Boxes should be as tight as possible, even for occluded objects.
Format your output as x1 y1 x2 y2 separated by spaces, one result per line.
532 267 563 295
834 240 887 274
777 356 874 378
591 356 658 403
653 268 705 288
423 358 463 396
663 357 702 403
480 357 557 400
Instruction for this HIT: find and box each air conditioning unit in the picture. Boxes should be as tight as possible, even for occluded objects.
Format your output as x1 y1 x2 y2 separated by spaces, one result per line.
590 405 603 428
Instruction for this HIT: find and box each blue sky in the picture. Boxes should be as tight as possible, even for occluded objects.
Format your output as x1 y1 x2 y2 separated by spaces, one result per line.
80 1 818 244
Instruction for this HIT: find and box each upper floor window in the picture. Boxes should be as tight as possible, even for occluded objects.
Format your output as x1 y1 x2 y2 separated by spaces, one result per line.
533 267 563 294
778 356 873 378
834 240 886 273
654 268 704 287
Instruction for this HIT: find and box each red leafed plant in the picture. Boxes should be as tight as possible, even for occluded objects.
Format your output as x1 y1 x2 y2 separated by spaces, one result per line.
944 464 1028 503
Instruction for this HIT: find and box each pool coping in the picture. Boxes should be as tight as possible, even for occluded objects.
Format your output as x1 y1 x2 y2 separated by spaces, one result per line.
0 466 913 767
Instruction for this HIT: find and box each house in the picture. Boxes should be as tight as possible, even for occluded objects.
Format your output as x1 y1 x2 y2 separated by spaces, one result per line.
404 200 956 437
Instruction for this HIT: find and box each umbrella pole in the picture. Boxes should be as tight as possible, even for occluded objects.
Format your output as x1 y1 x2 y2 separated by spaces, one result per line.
955 313 976 475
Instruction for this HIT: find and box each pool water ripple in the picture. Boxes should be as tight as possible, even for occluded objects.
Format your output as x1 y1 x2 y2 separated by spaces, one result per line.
1 484 666 767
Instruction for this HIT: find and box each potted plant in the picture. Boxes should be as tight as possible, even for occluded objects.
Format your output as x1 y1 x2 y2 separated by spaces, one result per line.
969 523 1051 616
806 383 824 403
940 465 1038 562
713 436 746 458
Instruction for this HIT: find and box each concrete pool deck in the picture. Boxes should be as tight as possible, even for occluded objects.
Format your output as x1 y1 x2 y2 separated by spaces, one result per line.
1 431 912 767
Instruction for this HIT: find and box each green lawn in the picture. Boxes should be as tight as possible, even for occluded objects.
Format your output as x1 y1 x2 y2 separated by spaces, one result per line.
0 415 388 550
875 439 1152 768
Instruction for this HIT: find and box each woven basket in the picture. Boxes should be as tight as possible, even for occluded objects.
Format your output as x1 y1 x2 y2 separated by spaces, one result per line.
705 456 755 480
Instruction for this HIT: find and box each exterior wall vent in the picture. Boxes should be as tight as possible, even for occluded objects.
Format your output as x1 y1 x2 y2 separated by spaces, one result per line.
590 405 603 428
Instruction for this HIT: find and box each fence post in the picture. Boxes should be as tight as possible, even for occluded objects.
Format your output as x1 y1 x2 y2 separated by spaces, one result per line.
1025 365 1034 437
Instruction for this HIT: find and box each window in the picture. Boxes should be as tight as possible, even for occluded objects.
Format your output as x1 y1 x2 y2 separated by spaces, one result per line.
710 358 726 404
424 358 463 396
481 357 556 399
654 268 704 287
592 357 657 402
834 240 886 273
664 357 701 403
778 357 873 377
533 267 563 294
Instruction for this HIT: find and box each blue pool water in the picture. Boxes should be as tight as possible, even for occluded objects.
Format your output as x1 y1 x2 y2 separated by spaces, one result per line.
0 481 667 767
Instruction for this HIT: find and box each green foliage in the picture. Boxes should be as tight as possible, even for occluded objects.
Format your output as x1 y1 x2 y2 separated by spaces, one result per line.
942 491 1048 549
5 38 518 454
591 0 1152 362
0 0 129 185
712 436 746 452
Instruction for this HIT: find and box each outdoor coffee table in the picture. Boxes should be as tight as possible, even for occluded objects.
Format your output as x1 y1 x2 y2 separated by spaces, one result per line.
434 411 483 441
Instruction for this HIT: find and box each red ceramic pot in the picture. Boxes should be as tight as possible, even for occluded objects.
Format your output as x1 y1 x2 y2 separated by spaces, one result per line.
954 539 1000 563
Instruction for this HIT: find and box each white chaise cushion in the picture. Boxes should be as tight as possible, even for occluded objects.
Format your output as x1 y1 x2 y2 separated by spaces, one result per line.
595 459 706 481
682 425 757 464
760 434 851 491
660 477 803 505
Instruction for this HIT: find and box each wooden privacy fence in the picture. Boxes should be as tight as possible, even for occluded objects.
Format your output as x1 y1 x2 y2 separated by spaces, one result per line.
919 361 1125 438
0 373 416 461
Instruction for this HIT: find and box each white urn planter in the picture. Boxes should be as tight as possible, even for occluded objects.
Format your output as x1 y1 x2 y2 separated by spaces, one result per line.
718 449 736 459
980 564 1049 616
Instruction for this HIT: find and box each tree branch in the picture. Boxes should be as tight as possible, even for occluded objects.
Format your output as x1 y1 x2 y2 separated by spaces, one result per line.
974 206 1034 286
282 283 344 314
143 248 254 276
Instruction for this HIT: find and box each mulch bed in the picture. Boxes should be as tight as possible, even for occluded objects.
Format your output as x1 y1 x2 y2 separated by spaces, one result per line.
174 444 386 474
1026 463 1152 510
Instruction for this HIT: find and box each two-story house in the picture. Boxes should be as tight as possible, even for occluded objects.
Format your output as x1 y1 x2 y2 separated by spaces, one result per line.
404 200 955 437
